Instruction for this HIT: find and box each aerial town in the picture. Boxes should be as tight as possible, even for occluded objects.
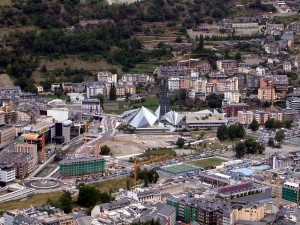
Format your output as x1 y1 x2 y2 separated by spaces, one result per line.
2 0 300 225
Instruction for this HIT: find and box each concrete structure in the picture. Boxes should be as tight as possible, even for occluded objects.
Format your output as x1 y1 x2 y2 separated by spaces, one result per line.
59 155 106 179
47 108 71 122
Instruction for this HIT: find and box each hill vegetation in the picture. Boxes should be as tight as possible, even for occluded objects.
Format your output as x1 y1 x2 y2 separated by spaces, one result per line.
0 0 258 91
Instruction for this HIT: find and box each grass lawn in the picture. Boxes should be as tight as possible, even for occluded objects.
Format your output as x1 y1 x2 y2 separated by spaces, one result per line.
187 157 227 168
245 134 258 140
91 176 132 193
0 191 62 212
0 0 12 6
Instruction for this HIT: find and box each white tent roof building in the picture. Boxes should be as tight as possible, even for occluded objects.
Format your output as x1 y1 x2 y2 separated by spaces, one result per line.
122 106 158 128
161 110 185 126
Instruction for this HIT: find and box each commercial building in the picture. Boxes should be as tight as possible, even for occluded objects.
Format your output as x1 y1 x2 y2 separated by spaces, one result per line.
0 152 34 178
223 103 249 118
198 172 231 187
286 97 300 111
186 110 228 130
59 155 106 179
81 99 101 112
0 164 15 183
282 182 300 205
52 120 72 144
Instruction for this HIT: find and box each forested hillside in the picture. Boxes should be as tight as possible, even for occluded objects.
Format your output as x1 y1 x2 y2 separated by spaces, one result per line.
0 0 255 91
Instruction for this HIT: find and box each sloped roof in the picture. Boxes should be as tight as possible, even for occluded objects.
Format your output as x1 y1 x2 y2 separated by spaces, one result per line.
122 106 158 128
161 110 185 125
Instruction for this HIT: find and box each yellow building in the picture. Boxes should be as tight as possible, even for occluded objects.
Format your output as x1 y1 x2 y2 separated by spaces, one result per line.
238 204 265 221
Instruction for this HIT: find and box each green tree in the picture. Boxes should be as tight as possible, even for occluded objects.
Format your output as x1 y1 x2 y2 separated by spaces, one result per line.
227 125 237 140
96 93 105 107
275 130 285 143
41 64 47 73
59 191 73 213
235 52 241 60
249 119 259 131
284 120 292 129
235 142 246 159
265 118 275 129
100 145 111 155
109 83 117 101
236 124 246 139
176 137 185 148
217 125 228 141
77 185 114 208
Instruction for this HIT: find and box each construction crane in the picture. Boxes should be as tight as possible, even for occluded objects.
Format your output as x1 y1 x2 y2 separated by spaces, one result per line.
84 122 90 154
133 154 169 192
94 142 101 156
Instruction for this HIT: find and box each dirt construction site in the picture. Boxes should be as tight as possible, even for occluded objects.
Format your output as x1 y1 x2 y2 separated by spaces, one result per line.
105 134 180 157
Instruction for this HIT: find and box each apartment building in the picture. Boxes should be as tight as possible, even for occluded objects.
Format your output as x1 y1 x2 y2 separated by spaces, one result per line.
0 152 34 178
254 110 269 125
168 77 180 91
223 103 249 118
14 143 38 165
238 111 254 125
0 125 15 149
97 71 117 83
217 60 237 72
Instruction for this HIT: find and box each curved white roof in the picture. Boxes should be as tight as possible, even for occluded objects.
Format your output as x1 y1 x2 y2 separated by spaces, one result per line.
122 106 158 128
161 110 185 125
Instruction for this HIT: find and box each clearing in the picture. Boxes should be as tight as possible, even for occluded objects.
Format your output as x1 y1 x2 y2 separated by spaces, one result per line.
0 74 14 86
107 134 179 157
